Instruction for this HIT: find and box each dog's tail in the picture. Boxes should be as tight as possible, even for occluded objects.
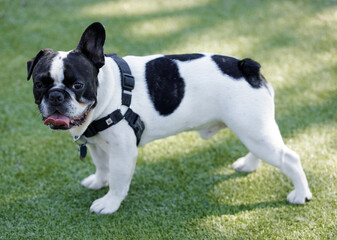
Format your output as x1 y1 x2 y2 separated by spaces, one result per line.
238 58 266 89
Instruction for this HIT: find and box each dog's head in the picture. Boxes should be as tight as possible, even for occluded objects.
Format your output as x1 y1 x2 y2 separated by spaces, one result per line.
27 22 105 130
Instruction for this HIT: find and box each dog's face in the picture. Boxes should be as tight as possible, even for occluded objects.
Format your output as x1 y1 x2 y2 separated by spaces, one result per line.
27 22 106 130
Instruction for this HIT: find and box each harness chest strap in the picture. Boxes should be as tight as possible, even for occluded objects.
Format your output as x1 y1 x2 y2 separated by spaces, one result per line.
75 54 145 159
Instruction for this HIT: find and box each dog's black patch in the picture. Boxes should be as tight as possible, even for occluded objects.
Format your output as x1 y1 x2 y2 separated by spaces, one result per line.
145 57 185 116
212 55 266 88
211 55 243 79
30 51 58 104
62 51 99 107
165 53 204 61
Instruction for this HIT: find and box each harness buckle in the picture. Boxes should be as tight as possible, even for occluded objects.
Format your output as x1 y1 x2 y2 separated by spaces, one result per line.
122 73 134 91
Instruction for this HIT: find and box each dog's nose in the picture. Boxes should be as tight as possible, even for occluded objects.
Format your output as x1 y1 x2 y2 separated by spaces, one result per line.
48 90 65 106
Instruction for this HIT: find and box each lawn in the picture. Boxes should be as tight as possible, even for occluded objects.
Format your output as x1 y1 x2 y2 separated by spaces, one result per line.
0 0 336 239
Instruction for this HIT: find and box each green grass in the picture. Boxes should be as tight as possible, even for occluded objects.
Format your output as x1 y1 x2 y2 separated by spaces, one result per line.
1 0 337 239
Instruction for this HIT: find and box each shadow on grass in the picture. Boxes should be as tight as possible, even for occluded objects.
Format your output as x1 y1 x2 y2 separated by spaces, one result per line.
276 90 337 138
76 0 337 55
74 133 290 223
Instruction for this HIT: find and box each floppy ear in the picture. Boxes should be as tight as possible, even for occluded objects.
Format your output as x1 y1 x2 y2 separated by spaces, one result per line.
76 22 106 69
27 48 53 80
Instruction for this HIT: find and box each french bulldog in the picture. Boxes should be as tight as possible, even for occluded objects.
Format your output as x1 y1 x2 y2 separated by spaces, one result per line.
27 22 312 214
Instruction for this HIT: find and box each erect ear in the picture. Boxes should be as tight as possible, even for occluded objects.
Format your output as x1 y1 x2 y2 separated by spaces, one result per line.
27 48 53 80
76 22 106 69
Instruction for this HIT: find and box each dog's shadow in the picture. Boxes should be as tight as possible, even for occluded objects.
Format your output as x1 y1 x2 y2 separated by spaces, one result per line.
78 132 290 220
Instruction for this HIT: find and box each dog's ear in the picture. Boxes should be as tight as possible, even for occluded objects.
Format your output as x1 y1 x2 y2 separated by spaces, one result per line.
76 22 106 69
27 48 53 80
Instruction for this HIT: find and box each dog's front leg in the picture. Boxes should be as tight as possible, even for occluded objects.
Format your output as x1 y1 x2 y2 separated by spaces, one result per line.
89 131 138 214
81 143 109 190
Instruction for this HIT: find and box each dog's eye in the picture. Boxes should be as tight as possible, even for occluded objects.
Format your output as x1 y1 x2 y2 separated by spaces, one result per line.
34 82 43 89
72 82 84 90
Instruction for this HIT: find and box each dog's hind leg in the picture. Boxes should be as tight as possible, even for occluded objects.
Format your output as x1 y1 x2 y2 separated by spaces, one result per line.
231 119 312 204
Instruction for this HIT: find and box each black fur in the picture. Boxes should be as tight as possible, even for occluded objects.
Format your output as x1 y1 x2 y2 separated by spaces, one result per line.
165 54 204 61
27 49 54 80
211 55 242 79
27 50 58 104
212 55 266 88
63 51 99 108
76 22 106 70
145 57 185 116
238 58 266 88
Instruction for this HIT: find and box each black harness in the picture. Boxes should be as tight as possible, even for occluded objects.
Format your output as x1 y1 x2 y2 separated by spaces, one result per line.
75 54 145 159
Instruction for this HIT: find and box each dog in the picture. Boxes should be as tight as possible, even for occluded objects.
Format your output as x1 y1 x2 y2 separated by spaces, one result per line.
27 22 312 214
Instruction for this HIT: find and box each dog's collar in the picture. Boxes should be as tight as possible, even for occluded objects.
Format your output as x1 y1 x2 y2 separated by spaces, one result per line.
74 53 145 159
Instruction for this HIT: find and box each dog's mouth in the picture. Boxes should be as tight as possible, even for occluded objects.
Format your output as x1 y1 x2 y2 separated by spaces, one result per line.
43 109 90 130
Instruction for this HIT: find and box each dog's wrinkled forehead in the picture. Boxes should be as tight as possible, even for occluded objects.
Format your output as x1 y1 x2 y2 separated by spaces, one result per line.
31 51 68 84
32 50 98 86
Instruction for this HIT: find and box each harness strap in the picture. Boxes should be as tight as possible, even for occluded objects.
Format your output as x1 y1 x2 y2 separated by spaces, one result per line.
83 109 123 138
106 53 134 107
124 108 145 144
82 54 145 145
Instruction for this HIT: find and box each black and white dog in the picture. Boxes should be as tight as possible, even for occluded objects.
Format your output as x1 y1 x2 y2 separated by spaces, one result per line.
27 22 312 214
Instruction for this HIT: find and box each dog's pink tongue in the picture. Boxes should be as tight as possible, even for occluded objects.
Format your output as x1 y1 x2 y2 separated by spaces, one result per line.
44 112 70 128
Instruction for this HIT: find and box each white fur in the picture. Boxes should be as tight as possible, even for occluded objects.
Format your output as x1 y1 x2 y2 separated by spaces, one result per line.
50 51 68 84
63 53 312 214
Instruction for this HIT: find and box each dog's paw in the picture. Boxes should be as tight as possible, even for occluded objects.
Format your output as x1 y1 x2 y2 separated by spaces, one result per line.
287 189 312 204
81 174 108 190
90 193 122 214
232 156 259 173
